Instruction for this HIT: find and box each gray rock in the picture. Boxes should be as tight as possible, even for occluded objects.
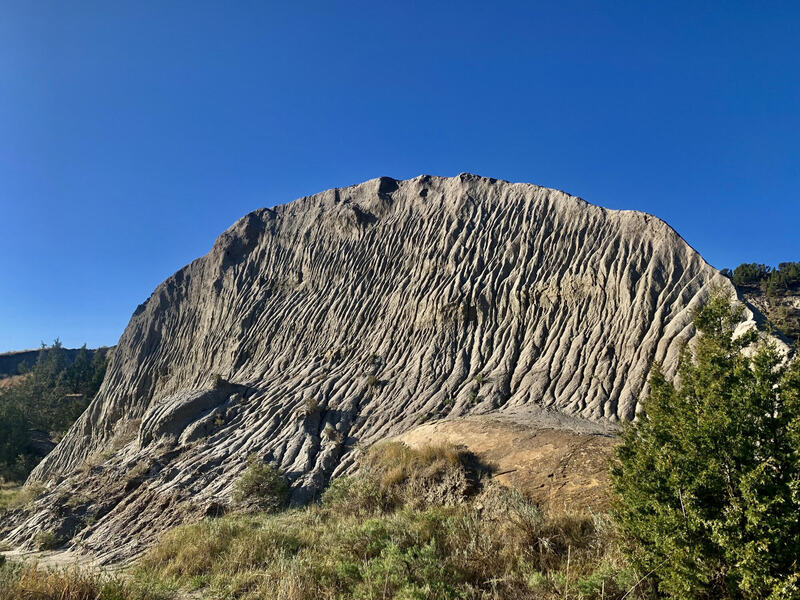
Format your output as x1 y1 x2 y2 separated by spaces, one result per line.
6 174 753 559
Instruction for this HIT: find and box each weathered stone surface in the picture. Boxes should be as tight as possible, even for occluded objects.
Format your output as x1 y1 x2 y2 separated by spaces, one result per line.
4 174 750 559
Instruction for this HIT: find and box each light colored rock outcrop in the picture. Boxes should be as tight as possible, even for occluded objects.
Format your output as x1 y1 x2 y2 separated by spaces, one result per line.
4 174 746 559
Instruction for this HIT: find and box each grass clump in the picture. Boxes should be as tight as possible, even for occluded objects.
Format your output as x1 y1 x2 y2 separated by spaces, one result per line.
356 441 476 509
232 455 289 512
318 441 477 516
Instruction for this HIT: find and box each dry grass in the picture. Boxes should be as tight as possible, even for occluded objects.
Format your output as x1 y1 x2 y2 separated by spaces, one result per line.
0 483 44 513
0 374 29 390
0 561 174 600
353 441 481 510
365 440 464 472
0 562 121 600
3 442 644 599
133 443 641 599
136 493 637 599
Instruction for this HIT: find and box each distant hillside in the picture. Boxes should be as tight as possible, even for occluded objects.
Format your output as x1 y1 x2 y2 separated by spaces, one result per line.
722 262 800 344
0 342 110 482
0 347 107 379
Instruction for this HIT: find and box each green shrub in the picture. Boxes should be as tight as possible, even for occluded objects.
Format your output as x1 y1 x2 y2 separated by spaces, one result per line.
232 456 289 512
33 531 61 551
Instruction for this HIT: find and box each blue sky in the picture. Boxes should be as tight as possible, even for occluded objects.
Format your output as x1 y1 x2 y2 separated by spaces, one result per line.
1 1 798 352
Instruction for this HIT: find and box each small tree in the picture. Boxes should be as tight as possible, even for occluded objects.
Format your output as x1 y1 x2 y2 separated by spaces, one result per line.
611 293 800 599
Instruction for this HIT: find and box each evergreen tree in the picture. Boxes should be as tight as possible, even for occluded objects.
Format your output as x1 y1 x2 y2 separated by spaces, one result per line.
612 294 800 599
0 402 30 481
0 341 110 482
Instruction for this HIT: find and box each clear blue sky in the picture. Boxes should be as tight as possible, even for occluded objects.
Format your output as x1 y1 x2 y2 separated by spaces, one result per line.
1 1 798 352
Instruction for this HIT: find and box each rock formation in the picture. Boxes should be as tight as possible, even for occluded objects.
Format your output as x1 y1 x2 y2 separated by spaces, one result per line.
2 174 749 559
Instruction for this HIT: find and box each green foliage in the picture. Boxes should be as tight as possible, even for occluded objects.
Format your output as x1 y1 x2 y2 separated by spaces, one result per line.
34 531 62 551
0 341 109 482
725 261 800 293
611 293 800 599
0 404 32 481
232 455 289 512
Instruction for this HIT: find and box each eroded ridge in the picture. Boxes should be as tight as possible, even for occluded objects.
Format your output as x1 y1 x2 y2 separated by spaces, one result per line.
4 174 744 559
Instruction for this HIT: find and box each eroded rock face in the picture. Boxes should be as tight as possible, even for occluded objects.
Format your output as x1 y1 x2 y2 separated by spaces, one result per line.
4 174 746 559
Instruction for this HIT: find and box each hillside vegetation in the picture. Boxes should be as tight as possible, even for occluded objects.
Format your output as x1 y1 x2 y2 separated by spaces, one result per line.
723 261 800 341
0 341 108 482
722 261 800 293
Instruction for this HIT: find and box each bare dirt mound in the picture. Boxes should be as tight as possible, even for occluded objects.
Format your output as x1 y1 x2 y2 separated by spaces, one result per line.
395 413 618 511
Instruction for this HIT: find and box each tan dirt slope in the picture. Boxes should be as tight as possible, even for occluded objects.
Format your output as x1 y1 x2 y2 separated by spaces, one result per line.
395 414 618 511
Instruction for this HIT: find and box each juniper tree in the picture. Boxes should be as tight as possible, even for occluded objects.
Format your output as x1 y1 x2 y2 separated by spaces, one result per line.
612 293 800 599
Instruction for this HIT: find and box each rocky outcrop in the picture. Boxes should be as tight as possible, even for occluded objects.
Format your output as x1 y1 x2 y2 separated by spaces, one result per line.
3 174 748 559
